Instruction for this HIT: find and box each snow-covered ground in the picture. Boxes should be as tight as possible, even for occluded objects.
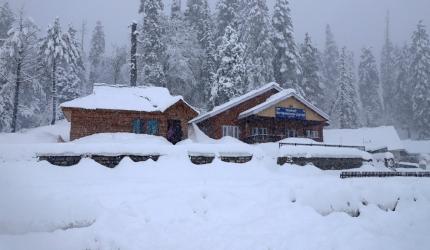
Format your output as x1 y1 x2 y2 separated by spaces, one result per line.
1 122 430 250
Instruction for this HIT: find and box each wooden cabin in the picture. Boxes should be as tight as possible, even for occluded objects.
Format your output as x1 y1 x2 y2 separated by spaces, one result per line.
61 84 199 144
190 83 329 143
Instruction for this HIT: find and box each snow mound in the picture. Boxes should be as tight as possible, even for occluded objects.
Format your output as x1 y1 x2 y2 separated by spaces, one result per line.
280 145 371 160
0 120 70 144
74 133 172 145
280 137 322 144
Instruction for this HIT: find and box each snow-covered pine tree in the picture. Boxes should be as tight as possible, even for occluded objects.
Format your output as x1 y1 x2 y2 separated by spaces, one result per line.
0 2 14 46
215 0 240 42
39 17 80 125
210 25 246 107
410 21 430 139
139 0 167 87
299 33 323 106
184 0 215 104
271 0 301 91
331 47 361 129
110 45 127 84
322 25 340 110
358 47 384 127
380 12 396 124
0 12 40 132
165 1 202 106
239 0 274 90
88 21 105 86
171 0 181 19
392 45 413 137
56 25 84 108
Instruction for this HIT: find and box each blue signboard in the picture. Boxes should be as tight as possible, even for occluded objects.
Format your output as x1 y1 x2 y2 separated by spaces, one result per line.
276 107 306 120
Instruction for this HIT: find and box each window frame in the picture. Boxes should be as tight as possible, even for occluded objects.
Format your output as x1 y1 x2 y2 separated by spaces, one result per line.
286 129 297 138
147 119 159 135
222 125 240 138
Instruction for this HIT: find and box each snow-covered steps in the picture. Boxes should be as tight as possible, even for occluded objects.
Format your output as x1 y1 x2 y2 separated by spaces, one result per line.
340 171 430 178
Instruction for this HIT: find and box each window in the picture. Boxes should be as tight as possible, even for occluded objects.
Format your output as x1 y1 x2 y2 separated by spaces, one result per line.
132 119 144 134
286 129 297 138
147 120 159 135
222 125 240 138
252 127 268 136
306 129 319 139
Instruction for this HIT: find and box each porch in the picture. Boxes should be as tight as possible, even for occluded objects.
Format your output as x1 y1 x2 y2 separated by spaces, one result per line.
239 115 325 144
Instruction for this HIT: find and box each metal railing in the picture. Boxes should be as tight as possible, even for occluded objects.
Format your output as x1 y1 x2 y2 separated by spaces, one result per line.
279 142 366 151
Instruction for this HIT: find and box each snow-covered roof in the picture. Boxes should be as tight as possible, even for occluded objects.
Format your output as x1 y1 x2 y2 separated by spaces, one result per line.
402 140 430 154
189 82 283 123
324 126 405 151
279 144 372 160
238 89 330 120
61 83 198 113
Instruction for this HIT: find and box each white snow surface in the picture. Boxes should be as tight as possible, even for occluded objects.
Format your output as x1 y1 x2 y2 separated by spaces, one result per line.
402 139 430 154
279 145 372 160
60 83 191 113
1 123 430 250
324 126 405 151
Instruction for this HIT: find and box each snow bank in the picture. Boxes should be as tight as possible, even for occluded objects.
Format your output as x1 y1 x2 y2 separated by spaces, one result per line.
1 157 430 250
279 145 372 160
0 120 70 144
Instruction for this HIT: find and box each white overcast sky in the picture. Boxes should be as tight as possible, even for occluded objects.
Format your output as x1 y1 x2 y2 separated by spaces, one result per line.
5 0 430 57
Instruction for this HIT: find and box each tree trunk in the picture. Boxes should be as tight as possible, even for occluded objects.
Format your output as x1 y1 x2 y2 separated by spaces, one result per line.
11 58 22 133
130 22 137 86
51 59 57 125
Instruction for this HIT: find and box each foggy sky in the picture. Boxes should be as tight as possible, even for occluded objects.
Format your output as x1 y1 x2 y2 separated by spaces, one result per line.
5 0 430 57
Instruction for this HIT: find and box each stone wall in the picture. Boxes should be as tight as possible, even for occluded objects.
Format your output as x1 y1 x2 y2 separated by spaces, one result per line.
277 157 366 170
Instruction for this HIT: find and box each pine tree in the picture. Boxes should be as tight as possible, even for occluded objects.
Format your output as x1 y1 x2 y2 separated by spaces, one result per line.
299 33 323 106
166 1 201 105
184 0 215 104
39 17 81 125
239 0 274 90
331 47 361 129
210 26 246 107
0 12 39 132
271 0 301 91
358 47 384 127
171 0 181 19
410 21 430 139
380 12 396 124
215 0 240 41
392 45 413 137
139 0 167 86
322 25 340 110
0 2 14 46
88 21 105 85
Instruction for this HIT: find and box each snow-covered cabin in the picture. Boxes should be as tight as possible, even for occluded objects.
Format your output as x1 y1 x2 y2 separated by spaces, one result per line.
190 83 330 143
61 84 199 143
324 126 407 159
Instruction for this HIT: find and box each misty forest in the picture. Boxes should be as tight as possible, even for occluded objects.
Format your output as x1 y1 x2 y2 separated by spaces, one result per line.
0 0 429 139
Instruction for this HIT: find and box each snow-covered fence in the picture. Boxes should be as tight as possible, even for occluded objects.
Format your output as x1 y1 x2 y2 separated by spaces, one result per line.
340 171 430 178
